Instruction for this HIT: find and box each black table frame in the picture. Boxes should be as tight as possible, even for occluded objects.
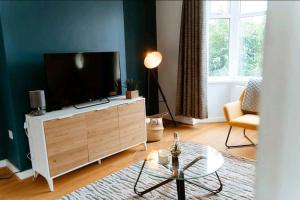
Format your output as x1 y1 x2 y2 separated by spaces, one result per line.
134 156 223 200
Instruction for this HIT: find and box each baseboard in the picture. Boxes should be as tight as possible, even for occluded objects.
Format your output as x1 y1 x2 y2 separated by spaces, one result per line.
5 159 19 173
175 116 194 125
193 117 225 124
0 159 6 168
16 169 34 180
163 115 225 125
0 159 33 180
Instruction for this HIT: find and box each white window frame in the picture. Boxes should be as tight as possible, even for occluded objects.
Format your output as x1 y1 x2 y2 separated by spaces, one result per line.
207 1 267 82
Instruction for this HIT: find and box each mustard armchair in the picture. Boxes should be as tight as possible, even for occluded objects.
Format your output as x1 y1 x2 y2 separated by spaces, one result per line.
223 90 259 148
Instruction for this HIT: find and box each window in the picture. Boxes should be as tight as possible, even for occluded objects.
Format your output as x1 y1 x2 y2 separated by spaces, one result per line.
209 19 230 76
208 1 267 78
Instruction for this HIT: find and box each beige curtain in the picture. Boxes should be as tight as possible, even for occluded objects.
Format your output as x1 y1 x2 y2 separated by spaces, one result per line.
176 0 207 119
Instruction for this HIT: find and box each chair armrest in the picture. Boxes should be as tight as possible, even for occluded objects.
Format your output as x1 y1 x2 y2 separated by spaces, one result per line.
223 101 244 122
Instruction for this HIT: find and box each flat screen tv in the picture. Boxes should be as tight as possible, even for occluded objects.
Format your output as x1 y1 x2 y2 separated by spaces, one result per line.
44 52 121 111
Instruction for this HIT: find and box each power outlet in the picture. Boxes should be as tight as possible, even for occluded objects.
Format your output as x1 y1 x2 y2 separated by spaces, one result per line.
8 130 13 140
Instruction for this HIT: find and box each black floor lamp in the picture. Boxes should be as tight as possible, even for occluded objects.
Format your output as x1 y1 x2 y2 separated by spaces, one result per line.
144 51 177 127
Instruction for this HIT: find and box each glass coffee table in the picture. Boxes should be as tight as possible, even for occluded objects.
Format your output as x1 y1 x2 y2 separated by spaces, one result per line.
134 142 224 200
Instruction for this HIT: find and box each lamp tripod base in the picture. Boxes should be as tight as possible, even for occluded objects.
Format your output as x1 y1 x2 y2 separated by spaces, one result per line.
149 69 177 127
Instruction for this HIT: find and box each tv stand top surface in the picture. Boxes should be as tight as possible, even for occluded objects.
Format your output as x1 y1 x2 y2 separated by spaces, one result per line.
26 96 144 122
73 97 110 109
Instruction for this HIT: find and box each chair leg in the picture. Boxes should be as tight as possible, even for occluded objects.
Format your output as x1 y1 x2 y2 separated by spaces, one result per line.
225 126 233 148
243 129 256 145
225 126 256 149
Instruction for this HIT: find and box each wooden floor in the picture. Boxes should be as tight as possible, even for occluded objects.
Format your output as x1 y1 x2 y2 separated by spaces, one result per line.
0 122 257 200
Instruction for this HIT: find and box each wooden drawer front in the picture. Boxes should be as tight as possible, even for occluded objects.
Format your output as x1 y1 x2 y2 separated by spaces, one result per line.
44 114 88 176
86 106 120 161
118 100 146 148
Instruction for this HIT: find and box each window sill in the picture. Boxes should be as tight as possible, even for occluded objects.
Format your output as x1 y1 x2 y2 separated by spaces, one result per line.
208 76 260 84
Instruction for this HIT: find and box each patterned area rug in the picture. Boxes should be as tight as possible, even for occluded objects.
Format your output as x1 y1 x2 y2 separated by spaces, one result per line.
61 143 255 200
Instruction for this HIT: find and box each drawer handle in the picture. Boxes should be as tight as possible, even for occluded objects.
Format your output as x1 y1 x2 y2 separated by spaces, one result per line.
96 108 107 111
57 114 74 119
125 102 136 105
95 106 114 111
125 100 142 105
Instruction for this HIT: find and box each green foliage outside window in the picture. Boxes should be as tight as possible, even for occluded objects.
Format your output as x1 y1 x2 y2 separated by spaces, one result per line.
239 17 265 76
208 19 229 76
208 17 265 77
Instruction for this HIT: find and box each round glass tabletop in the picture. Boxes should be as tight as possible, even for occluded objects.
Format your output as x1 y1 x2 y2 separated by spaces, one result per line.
141 142 224 180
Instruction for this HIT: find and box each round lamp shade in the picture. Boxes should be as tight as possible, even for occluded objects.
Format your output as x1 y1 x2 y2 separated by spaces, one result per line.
144 51 162 69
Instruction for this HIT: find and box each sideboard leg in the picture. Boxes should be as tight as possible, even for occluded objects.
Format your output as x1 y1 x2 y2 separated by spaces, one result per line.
47 178 54 191
143 142 147 151
33 171 39 180
98 159 102 165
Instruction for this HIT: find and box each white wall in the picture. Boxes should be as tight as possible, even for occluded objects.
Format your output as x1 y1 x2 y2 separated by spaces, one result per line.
156 1 245 124
256 2 300 199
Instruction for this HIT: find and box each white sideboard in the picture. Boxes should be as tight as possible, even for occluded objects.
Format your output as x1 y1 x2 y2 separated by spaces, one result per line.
25 97 147 191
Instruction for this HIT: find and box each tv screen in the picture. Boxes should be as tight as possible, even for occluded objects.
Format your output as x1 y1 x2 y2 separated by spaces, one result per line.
44 52 121 110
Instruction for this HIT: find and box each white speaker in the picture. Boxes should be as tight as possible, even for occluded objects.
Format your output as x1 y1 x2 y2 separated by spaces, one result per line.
29 90 46 116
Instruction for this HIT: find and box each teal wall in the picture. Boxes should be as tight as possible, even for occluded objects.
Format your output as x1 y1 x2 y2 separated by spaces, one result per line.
0 19 8 160
0 0 157 170
0 1 127 170
123 0 159 115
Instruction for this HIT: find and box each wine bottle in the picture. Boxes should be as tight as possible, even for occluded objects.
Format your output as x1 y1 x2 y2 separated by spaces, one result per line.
170 132 181 157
